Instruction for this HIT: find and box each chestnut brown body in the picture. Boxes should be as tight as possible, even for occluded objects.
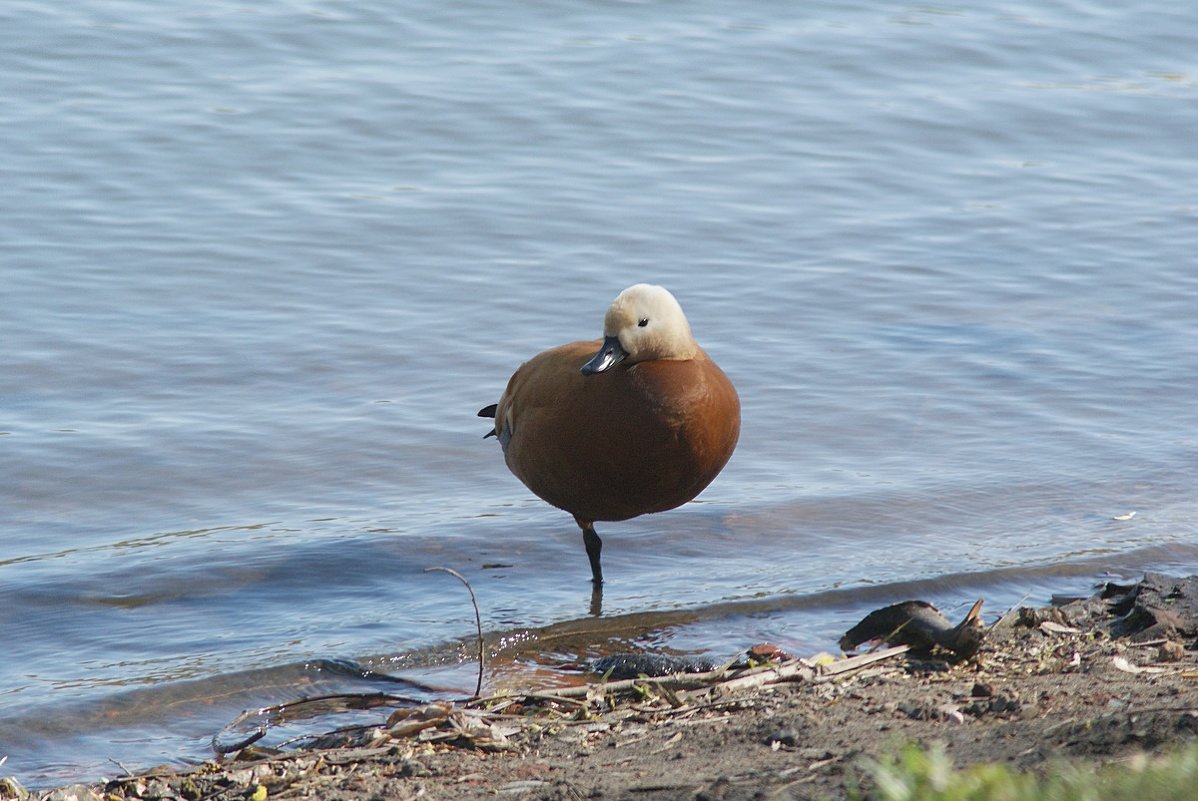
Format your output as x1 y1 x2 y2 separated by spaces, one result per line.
494 339 740 527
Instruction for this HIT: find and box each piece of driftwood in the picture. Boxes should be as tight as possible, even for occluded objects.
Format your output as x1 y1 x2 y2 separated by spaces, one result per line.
839 598 985 659
1102 574 1198 641
212 692 423 755
528 645 910 704
813 645 911 680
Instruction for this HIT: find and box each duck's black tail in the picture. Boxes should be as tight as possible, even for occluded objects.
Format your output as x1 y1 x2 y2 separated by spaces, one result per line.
478 403 497 438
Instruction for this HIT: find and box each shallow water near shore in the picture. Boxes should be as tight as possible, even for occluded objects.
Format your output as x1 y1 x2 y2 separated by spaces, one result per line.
3 0 1197 787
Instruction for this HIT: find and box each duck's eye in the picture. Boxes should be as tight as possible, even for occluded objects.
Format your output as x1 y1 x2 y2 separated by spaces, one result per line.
637 318 649 328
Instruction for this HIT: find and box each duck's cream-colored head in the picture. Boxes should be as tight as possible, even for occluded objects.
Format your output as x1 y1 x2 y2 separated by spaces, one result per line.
581 284 698 375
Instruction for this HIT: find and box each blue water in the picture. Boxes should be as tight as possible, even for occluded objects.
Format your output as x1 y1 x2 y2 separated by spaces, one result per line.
3 0 1197 786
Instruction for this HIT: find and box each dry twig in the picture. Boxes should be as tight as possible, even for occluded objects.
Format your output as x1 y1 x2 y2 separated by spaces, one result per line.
424 565 485 697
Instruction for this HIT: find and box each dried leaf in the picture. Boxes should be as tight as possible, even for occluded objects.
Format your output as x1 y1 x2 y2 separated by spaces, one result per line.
937 703 966 724
386 702 453 736
1112 656 1166 675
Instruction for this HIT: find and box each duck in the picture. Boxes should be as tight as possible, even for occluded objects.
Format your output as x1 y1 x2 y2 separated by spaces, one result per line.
479 283 739 585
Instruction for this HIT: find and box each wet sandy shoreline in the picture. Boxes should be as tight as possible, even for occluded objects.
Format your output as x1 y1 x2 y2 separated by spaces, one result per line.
18 573 1198 801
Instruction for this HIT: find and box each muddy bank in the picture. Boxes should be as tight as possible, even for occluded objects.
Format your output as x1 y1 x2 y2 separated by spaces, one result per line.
18 573 1198 801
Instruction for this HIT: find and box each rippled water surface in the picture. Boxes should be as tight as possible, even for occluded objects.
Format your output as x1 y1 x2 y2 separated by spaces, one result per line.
2 0 1196 785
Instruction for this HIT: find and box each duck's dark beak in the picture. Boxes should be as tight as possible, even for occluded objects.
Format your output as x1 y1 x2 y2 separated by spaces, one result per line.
580 336 627 375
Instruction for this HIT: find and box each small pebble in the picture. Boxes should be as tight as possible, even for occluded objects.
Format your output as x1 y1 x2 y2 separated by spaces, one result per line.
763 728 800 747
400 759 433 778
1158 640 1186 663
989 694 1022 715
748 643 791 662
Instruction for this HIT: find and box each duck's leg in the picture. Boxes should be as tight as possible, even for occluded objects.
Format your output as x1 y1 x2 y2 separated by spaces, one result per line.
589 582 603 617
576 518 604 585
583 528 603 584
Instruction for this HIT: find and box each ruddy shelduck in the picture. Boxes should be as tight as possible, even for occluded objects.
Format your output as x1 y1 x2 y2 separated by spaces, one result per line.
479 284 740 584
